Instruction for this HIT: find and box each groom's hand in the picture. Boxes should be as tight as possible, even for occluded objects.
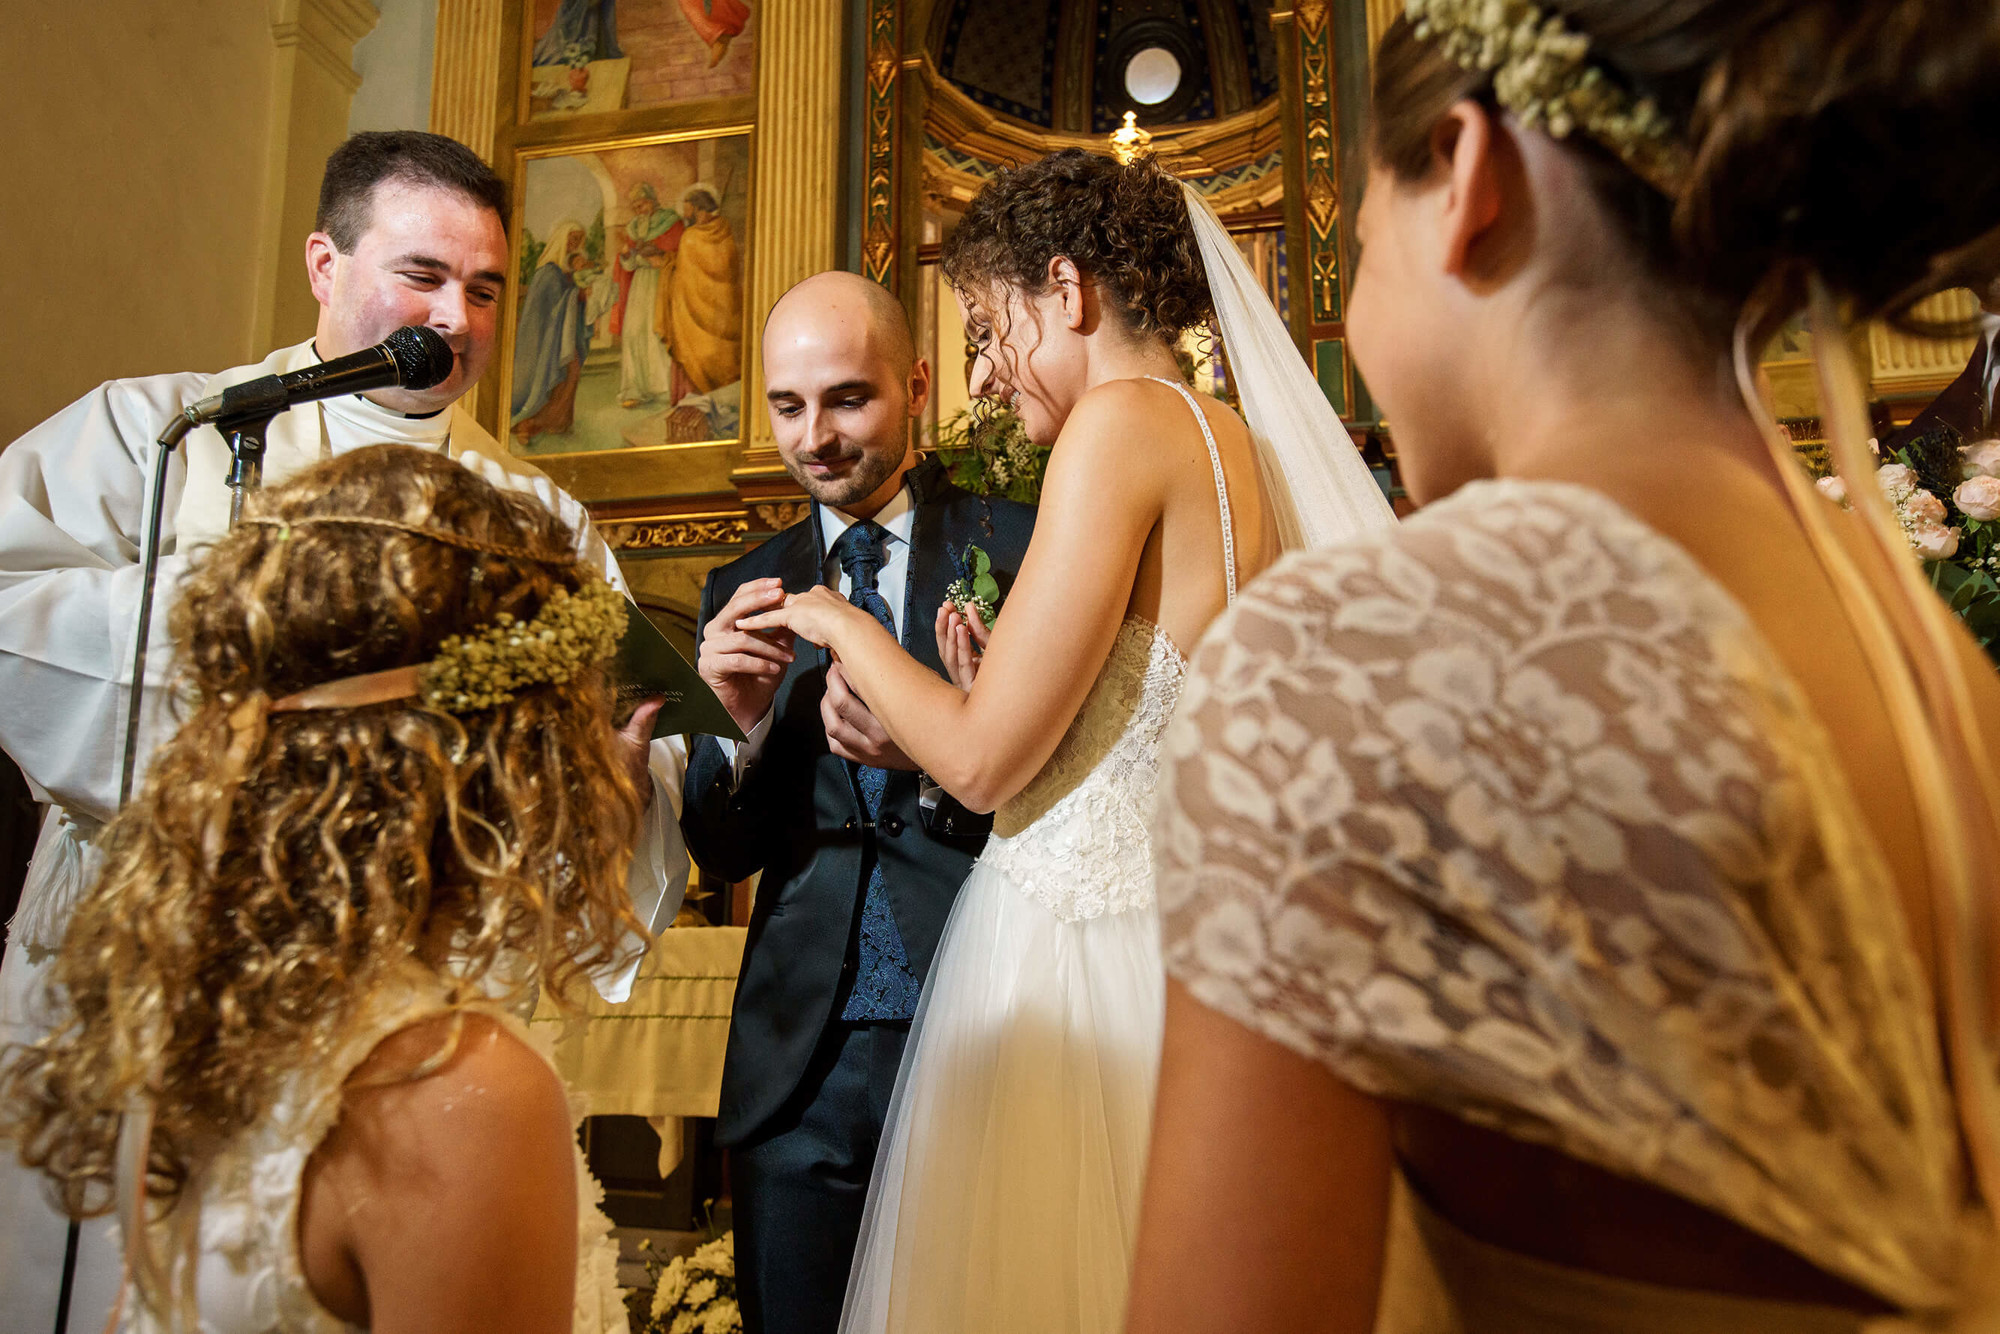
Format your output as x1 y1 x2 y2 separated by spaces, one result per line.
699 577 796 733
822 663 917 770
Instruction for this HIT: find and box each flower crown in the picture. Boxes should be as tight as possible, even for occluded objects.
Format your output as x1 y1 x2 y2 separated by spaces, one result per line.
240 515 626 715
1405 0 1691 195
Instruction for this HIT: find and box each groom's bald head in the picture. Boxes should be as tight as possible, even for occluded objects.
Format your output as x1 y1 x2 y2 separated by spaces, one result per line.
762 271 931 512
764 271 916 378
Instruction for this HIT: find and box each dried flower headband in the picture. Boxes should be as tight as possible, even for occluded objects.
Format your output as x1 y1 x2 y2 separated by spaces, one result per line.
193 515 625 872
1405 0 1691 196
235 514 626 716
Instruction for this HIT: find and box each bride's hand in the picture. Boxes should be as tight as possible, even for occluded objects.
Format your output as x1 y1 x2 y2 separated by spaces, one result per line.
738 585 868 649
935 599 990 691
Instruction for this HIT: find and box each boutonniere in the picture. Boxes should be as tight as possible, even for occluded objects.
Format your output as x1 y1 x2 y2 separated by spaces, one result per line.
946 543 1001 628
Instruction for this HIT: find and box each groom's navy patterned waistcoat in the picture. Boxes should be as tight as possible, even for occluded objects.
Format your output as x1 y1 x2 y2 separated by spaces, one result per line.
680 456 1037 1148
831 521 922 1021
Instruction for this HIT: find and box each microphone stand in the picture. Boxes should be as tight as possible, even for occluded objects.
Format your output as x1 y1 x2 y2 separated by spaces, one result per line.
50 399 233 1334
220 412 277 530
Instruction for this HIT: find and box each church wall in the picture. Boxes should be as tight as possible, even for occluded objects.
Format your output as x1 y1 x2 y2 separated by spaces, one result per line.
1 0 382 451
1 1 280 447
350 0 441 133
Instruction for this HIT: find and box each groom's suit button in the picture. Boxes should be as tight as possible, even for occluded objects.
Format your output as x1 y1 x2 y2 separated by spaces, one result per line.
880 814 905 837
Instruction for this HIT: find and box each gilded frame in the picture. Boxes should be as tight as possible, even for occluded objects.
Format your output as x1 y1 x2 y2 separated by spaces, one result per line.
501 122 756 503
515 0 760 131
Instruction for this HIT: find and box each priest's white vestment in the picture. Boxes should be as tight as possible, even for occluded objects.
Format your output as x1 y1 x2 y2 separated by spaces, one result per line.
0 339 691 1334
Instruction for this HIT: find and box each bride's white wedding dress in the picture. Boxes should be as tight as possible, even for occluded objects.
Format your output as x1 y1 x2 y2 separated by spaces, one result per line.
837 379 1235 1334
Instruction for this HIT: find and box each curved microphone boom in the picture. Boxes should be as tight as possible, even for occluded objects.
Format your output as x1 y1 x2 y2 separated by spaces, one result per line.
184 325 455 429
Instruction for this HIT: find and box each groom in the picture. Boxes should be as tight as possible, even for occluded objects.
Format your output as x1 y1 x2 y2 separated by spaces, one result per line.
683 272 1035 1334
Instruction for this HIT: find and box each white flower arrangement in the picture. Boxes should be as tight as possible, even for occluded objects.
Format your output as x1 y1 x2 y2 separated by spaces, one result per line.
640 1231 740 1334
1825 434 2000 661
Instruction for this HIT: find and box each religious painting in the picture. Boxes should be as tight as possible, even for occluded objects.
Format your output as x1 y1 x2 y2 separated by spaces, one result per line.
523 0 757 122
503 128 751 500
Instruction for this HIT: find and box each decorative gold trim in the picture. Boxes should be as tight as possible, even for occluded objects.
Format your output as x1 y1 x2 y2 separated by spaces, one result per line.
753 500 810 530
602 512 753 552
510 121 757 163
862 0 902 286
498 124 755 502
917 58 1283 182
512 96 761 149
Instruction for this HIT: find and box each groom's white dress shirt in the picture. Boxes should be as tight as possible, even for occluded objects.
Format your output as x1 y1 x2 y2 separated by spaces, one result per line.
721 483 916 782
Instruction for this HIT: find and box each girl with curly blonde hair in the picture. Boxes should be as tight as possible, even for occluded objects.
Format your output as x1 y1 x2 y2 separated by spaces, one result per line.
3 444 655 1333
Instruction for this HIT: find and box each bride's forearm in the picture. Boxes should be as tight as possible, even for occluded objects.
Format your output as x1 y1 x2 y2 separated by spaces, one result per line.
826 613 1011 812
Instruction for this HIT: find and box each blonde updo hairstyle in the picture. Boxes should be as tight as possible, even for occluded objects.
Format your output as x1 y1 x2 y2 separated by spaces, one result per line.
1 445 646 1218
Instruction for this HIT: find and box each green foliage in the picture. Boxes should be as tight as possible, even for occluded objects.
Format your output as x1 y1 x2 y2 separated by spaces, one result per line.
584 213 607 268
1905 424 1968 502
945 543 1001 628
1886 432 2000 669
518 230 546 286
932 406 1049 505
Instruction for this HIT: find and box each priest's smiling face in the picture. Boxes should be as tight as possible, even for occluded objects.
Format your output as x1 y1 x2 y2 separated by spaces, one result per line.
305 178 509 416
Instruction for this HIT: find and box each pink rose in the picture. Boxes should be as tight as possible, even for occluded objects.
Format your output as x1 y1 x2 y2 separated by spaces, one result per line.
1814 475 1849 506
1963 440 2000 480
1958 475 2000 522
1903 489 1947 526
1911 523 1961 561
1876 462 1918 499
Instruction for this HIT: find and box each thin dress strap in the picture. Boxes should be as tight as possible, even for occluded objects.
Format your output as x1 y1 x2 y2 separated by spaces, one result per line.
1144 376 1237 603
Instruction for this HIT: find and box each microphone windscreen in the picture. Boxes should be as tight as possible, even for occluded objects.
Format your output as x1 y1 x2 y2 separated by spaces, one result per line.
382 326 455 391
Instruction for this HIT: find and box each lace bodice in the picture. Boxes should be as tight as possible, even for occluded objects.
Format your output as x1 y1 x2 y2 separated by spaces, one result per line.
979 377 1233 924
119 975 628 1334
1156 479 1987 1315
982 616 1188 921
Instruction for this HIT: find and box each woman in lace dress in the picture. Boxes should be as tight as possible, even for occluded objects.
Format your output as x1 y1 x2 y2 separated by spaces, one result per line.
738 150 1305 1333
1 447 649 1333
1128 3 2000 1332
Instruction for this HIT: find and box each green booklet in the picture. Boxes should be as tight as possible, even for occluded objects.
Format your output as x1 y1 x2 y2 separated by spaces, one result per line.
613 598 746 742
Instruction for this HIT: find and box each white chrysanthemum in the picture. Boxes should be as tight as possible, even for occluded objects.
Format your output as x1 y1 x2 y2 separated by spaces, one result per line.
653 1257 689 1317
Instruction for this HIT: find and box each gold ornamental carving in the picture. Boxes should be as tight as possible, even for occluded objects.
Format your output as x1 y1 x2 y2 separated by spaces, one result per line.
754 501 811 530
605 515 752 552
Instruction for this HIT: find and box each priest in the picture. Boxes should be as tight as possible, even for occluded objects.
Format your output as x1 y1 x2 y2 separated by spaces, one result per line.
0 130 690 1334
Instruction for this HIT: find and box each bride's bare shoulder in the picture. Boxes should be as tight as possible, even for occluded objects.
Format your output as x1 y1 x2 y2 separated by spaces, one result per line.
1052 377 1222 468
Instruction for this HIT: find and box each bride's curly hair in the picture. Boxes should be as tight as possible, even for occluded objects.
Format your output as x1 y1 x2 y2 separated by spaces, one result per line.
941 147 1214 343
0 445 646 1218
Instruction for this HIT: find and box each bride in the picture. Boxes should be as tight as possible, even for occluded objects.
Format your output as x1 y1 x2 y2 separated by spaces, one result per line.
740 148 1392 1331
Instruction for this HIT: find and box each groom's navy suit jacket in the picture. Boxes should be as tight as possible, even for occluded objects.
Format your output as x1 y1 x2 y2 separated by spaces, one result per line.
683 458 1036 1147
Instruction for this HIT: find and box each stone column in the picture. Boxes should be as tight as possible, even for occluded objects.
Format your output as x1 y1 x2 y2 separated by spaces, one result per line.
732 0 848 500
253 0 381 350
427 0 507 424
1871 289 1982 399
428 0 506 161
1365 0 1400 52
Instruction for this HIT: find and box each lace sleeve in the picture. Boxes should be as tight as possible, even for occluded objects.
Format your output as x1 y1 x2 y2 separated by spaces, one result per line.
1153 484 1969 1309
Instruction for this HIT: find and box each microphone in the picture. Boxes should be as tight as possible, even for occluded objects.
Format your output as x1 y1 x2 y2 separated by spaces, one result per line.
186 326 455 428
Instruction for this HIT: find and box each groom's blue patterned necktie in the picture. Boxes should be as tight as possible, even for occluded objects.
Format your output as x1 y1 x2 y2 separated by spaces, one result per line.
831 520 921 1021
